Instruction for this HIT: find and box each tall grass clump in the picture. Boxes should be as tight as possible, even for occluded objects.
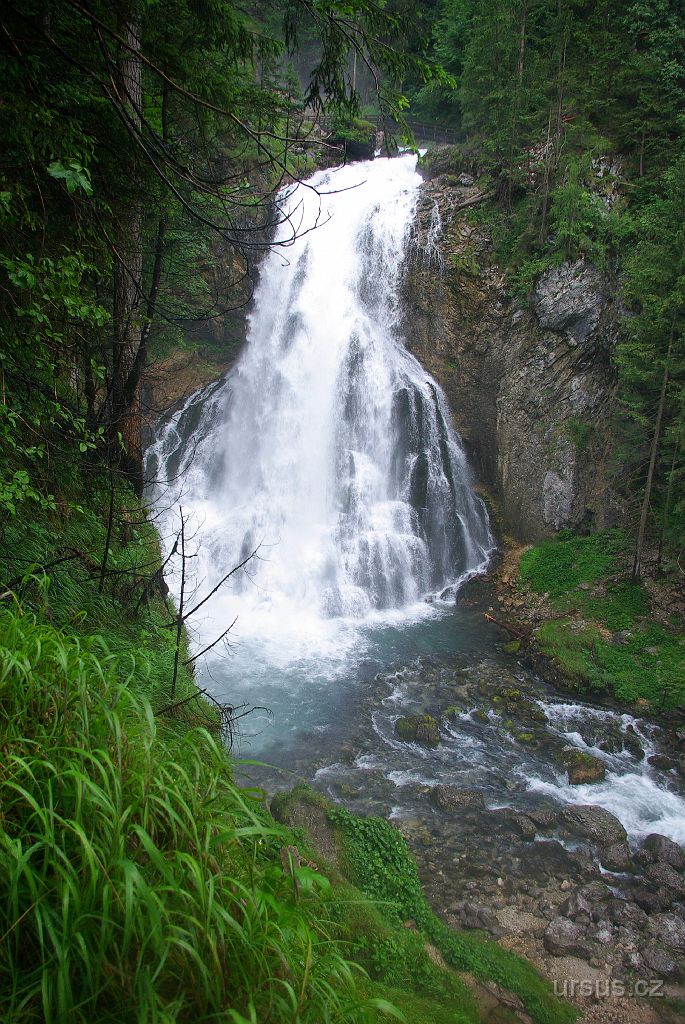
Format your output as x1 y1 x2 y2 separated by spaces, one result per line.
0 608 383 1023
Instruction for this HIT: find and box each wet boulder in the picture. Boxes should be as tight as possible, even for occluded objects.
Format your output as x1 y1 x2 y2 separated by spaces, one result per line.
429 785 485 812
622 726 644 760
508 813 537 840
645 860 685 897
647 753 678 771
562 804 627 846
641 833 685 871
600 841 633 873
527 806 559 830
562 749 606 784
395 714 440 748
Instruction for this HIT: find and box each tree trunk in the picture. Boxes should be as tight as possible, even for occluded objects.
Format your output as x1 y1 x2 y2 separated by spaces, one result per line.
657 395 683 573
632 327 675 581
110 13 144 492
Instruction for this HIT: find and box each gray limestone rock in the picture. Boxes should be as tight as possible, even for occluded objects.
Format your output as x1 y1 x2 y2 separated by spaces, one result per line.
562 804 627 846
429 784 485 812
646 913 685 953
533 260 605 347
600 842 633 873
544 916 586 956
641 943 682 980
641 833 685 871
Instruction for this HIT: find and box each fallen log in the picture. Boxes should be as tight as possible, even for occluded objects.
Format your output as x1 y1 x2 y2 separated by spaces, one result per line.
484 612 531 640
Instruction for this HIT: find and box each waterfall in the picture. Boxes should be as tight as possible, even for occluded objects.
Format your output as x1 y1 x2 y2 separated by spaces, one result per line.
148 155 492 660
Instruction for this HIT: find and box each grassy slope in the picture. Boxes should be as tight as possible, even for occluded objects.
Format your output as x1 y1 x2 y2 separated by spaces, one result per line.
0 475 575 1023
273 787 575 1024
519 529 685 711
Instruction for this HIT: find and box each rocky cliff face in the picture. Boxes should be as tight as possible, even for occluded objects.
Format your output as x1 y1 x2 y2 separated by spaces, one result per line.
404 176 623 541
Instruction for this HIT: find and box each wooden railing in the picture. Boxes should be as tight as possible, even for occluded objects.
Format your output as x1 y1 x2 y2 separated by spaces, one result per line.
312 113 463 146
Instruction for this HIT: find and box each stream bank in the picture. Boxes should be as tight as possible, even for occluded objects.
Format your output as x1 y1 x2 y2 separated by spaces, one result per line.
267 611 685 1022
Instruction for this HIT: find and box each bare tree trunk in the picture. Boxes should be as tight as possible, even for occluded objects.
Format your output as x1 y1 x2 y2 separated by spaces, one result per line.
505 1 528 212
111 12 144 492
633 327 675 582
539 108 554 246
171 508 186 702
657 394 683 573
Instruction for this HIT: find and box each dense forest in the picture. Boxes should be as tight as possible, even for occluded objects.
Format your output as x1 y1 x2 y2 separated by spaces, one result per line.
402 0 685 572
0 0 684 1021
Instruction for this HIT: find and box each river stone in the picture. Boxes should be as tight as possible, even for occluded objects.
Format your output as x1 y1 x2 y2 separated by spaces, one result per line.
600 842 633 873
395 714 440 748
641 833 685 871
543 917 587 956
647 913 685 953
641 943 683 980
647 753 678 771
563 749 606 785
562 804 627 845
527 807 559 829
560 881 610 921
623 726 644 760
606 898 647 929
631 886 673 914
495 810 537 839
645 860 685 896
429 785 485 812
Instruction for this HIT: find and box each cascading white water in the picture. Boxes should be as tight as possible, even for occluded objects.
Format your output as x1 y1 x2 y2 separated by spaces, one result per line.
149 155 492 657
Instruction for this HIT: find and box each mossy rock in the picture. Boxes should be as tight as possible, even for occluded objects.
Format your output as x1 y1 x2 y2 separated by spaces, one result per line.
270 784 342 866
561 749 606 784
395 714 440 748
471 708 490 724
338 782 360 799
443 705 463 719
503 640 521 654
517 700 548 724
515 731 538 747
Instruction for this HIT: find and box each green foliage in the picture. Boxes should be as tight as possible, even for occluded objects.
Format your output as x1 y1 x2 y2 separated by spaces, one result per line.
329 809 575 1024
520 531 685 709
47 159 94 196
519 529 625 597
565 417 596 454
0 609 382 1023
536 618 685 709
548 159 612 263
330 116 377 146
615 149 685 568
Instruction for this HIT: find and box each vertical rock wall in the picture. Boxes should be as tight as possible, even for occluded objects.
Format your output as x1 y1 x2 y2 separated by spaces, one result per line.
403 179 623 541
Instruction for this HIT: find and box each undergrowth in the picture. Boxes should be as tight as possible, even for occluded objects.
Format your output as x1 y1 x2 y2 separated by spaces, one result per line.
326 808 576 1024
0 475 197 710
519 530 685 710
272 786 575 1023
0 609 399 1023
